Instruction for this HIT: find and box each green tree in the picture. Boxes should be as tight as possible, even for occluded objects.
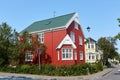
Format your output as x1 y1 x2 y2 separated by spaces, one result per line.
8 30 20 66
19 31 47 64
0 23 13 66
115 18 120 40
19 31 33 64
97 37 118 66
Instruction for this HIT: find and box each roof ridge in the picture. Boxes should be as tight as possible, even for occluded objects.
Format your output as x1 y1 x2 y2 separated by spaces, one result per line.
20 12 76 33
34 12 76 23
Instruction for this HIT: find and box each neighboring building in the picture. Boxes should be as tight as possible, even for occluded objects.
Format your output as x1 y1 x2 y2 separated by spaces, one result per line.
85 38 102 63
20 12 85 66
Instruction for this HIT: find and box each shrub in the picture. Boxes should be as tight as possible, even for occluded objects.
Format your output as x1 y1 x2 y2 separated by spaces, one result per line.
0 63 103 76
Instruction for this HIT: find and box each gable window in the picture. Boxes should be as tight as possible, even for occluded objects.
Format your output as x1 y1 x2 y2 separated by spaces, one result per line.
25 52 32 61
79 36 83 45
62 48 73 60
38 33 44 43
70 31 75 42
80 51 83 60
75 22 78 30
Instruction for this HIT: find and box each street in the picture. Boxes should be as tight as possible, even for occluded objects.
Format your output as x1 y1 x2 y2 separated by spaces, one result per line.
97 65 120 80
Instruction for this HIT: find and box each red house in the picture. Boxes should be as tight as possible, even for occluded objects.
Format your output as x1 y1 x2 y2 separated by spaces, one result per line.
21 12 85 66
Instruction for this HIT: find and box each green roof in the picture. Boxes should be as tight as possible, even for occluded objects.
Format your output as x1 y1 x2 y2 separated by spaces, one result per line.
20 12 75 33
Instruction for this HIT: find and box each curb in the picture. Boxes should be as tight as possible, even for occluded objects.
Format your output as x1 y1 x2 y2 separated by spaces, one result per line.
102 69 112 77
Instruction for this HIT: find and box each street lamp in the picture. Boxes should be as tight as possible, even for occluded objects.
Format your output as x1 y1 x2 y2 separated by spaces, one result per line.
87 26 90 32
86 26 91 74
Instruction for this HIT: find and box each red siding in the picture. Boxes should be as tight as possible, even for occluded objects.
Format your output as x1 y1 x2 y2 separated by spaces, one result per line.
67 21 85 64
23 21 85 66
44 29 67 65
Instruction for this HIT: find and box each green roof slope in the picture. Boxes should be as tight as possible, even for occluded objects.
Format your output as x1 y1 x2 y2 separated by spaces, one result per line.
20 12 75 33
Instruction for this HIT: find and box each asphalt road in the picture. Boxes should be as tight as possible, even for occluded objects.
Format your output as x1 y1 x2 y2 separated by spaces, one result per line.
99 65 120 80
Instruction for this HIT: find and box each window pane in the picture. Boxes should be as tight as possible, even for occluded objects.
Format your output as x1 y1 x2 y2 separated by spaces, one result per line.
70 32 75 42
62 48 73 60
79 36 82 45
38 33 44 43
80 51 83 60
75 22 78 30
25 52 32 61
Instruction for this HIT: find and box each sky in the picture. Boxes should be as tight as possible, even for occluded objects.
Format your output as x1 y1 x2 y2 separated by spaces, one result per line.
0 0 120 53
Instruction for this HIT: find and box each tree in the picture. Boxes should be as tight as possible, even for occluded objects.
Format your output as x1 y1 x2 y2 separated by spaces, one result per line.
115 18 120 40
0 22 21 66
97 37 118 66
19 31 33 64
8 29 20 65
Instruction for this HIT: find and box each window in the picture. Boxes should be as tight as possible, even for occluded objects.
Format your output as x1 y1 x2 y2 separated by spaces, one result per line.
80 51 83 60
89 53 91 60
75 22 78 30
91 44 94 49
62 48 73 60
27 38 32 44
88 44 90 49
70 31 75 42
79 36 82 45
57 51 60 60
25 52 32 61
38 33 44 43
92 54 95 59
74 50 77 60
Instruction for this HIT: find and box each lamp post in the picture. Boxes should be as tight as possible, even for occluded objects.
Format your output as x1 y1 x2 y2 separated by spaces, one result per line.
87 26 91 74
87 26 91 62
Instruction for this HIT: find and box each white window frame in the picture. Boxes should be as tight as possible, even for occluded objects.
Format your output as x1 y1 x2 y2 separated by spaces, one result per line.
38 32 44 43
62 48 73 60
70 31 75 42
25 52 33 61
74 50 77 60
80 51 83 60
91 43 94 49
75 22 78 30
88 44 90 49
27 38 32 44
79 36 83 45
57 50 60 60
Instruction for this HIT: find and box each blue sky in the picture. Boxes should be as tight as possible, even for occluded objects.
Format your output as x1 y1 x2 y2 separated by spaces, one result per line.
0 0 120 53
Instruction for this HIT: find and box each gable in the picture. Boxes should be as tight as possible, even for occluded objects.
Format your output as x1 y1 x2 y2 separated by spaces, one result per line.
56 34 76 49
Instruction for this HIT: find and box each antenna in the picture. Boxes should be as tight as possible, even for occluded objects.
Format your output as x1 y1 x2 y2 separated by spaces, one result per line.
53 11 56 17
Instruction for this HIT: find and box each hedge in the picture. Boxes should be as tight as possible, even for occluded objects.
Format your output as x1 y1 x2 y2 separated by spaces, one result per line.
0 63 103 76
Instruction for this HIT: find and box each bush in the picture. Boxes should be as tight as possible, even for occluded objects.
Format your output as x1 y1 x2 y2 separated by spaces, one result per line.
0 63 103 76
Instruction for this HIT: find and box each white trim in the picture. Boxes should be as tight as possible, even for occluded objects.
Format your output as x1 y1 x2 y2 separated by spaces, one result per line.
38 32 44 43
57 50 60 60
65 13 80 28
30 26 66 34
56 34 76 49
74 50 77 60
62 48 73 60
80 51 83 60
25 52 33 62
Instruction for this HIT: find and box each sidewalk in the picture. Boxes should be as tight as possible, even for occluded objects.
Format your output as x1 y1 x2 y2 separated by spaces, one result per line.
0 67 114 80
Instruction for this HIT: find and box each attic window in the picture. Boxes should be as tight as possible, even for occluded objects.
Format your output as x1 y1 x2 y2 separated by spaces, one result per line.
74 22 78 30
70 31 75 42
